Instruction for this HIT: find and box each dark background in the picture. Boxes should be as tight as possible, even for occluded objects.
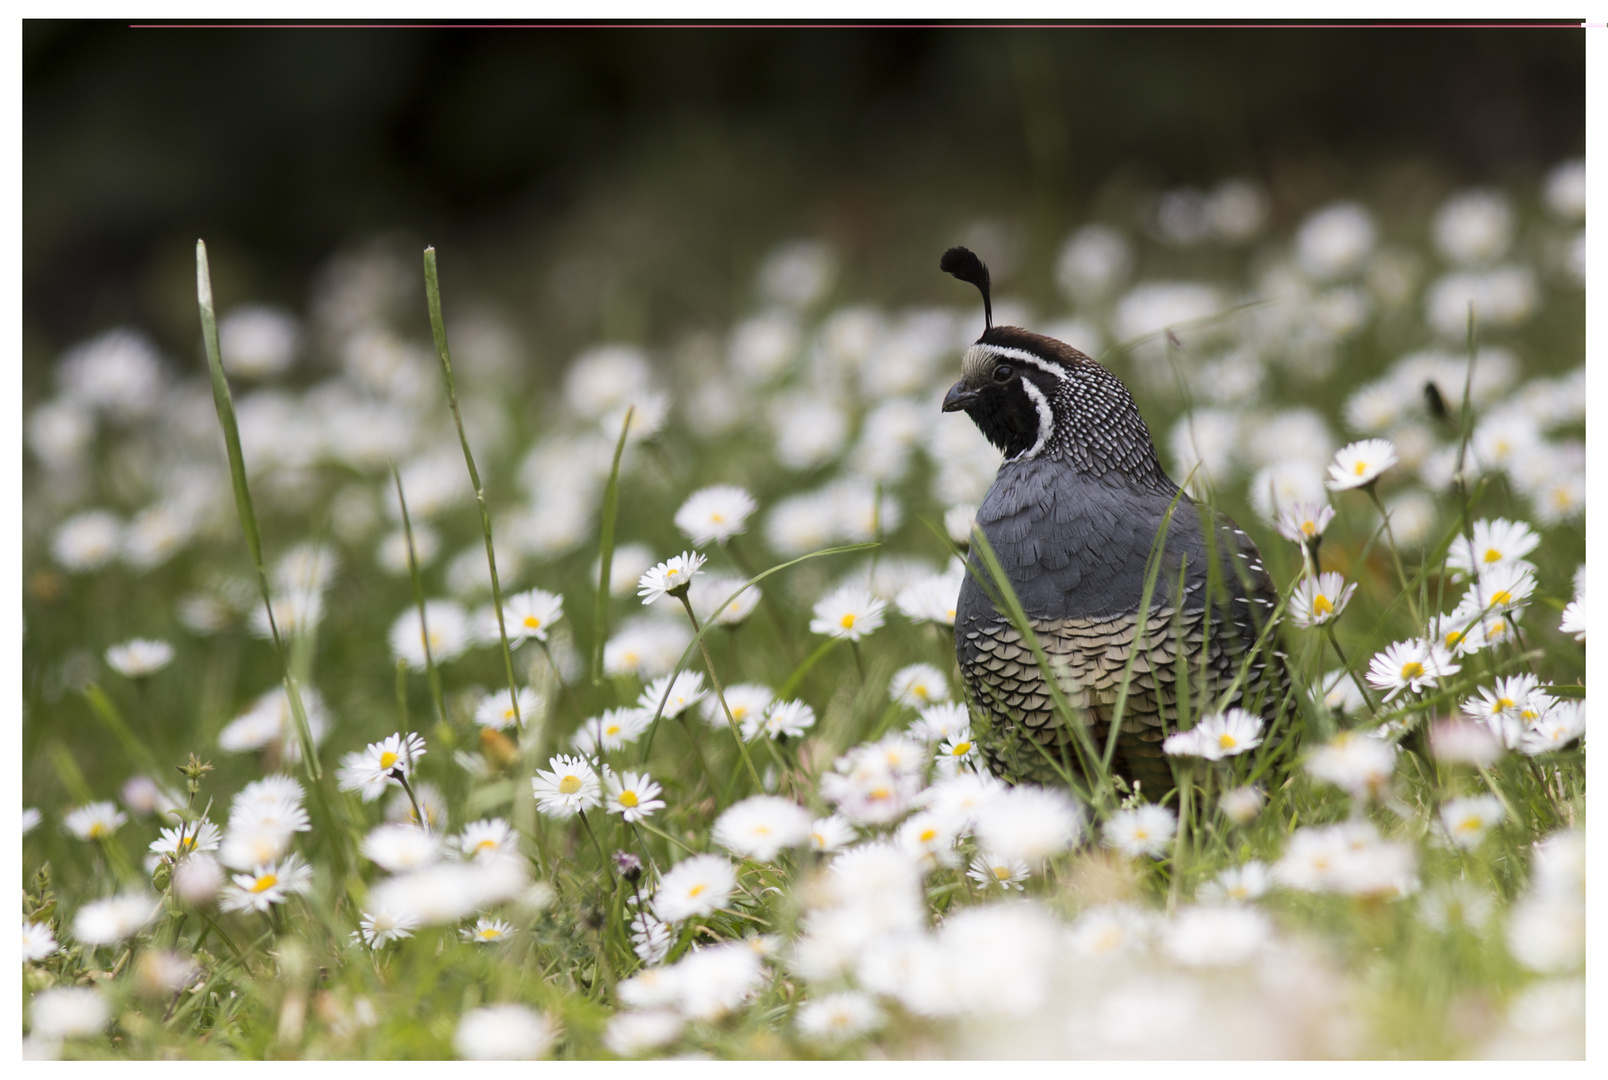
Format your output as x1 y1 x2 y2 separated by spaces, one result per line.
23 21 1585 379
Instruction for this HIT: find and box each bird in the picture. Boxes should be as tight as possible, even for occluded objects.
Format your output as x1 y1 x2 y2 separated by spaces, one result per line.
937 245 1291 797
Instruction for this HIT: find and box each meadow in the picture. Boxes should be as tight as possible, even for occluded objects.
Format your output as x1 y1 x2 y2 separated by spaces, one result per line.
20 162 1585 1058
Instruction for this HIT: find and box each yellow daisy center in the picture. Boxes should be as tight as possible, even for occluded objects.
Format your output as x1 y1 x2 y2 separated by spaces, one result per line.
840 613 857 630
475 838 498 853
993 866 1012 881
1301 520 1317 536
952 741 972 756
710 512 725 523
379 751 399 770
1497 697 1515 709
88 823 109 838
1482 547 1503 563
1400 661 1426 680
1456 815 1483 834
478 927 502 940
1133 828 1149 840
919 828 937 843
1313 594 1334 615
1445 630 1464 646
522 615 542 630
178 835 196 853
868 786 891 801
1353 460 1369 476
1218 733 1238 749
558 775 582 795
251 874 278 893
1490 590 1512 606
688 883 706 898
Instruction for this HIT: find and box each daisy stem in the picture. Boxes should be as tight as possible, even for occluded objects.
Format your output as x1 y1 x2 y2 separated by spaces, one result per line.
1324 626 1379 717
728 535 799 663
394 773 429 835
777 637 839 700
422 248 525 728
591 406 635 688
677 593 764 794
851 641 867 683
1365 485 1422 627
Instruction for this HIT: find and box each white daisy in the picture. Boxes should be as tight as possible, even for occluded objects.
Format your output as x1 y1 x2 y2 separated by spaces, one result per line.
1274 500 1335 546
1326 437 1399 492
148 819 222 860
795 990 884 1045
1197 860 1272 903
219 854 314 913
1288 572 1356 628
809 585 887 642
336 732 427 802
1445 518 1541 578
974 785 1085 862
966 851 1031 891
571 706 650 753
1306 729 1398 801
637 670 706 719
1218 785 1266 825
453 1003 555 1061
501 587 563 645
636 550 707 606
895 563 965 626
675 485 757 545
806 815 857 854
360 823 442 872
699 682 774 732
72 891 160 945
604 769 666 823
1163 708 1265 760
23 921 59 962
357 906 420 947
461 916 518 944
530 754 602 818
1366 638 1459 700
1519 701 1586 756
689 572 761 627
743 698 816 741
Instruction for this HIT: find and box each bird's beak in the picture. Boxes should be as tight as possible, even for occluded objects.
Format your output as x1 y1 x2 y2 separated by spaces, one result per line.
942 380 979 413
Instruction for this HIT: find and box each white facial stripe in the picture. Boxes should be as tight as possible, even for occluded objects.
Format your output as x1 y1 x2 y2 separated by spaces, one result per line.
961 343 1071 385
1009 377 1054 462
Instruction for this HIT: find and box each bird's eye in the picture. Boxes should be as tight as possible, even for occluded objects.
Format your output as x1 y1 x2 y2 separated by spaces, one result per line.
992 364 1014 383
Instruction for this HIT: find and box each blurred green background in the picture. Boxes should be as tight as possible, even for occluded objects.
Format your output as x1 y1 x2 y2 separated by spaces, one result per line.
24 21 1584 384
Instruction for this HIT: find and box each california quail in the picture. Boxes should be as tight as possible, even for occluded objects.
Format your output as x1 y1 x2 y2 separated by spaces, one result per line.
938 246 1291 796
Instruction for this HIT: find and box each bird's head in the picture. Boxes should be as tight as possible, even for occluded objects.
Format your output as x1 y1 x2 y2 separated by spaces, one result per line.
938 245 1168 484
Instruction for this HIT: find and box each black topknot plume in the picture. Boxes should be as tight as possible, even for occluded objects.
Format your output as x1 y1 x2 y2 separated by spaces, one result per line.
940 246 992 332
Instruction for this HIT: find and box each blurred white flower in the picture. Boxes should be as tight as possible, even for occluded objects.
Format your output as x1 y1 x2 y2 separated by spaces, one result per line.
1103 804 1176 859
564 344 651 419
501 587 564 645
454 1003 555 1061
1542 158 1585 221
1163 708 1266 759
714 795 813 862
388 599 472 670
1439 795 1504 849
674 485 756 546
966 851 1030 891
653 853 737 922
105 638 174 678
52 510 124 572
1295 202 1376 280
22 921 59 962
475 686 544 731
1433 190 1514 265
219 305 301 378
1055 223 1132 302
759 239 836 308
29 986 111 1039
360 823 442 873
219 854 314 913
1306 729 1398 801
64 801 126 841
1218 785 1266 826
796 990 884 1045
688 571 760 627
1164 904 1273 967
1197 860 1272 903
57 327 168 419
